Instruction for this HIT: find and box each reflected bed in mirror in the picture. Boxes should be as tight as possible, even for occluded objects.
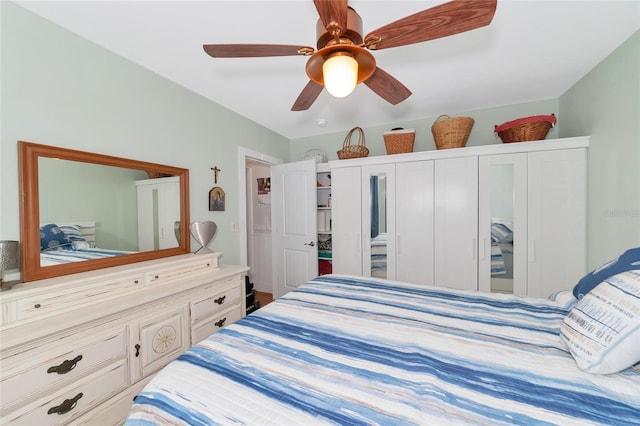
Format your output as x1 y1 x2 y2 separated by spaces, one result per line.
19 141 190 282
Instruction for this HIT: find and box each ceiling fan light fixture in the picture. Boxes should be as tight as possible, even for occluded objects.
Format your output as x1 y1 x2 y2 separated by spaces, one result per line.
322 52 358 98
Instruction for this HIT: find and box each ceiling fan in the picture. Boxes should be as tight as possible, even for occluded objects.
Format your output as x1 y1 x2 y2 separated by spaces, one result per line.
203 0 497 111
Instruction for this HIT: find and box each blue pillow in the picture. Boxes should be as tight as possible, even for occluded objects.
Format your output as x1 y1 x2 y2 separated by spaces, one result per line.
572 247 640 299
40 224 72 251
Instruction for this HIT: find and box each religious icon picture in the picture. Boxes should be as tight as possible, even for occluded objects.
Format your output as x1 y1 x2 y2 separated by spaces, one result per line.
257 177 271 195
209 186 225 211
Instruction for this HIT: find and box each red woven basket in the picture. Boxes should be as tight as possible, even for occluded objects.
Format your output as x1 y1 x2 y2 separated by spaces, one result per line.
495 114 557 143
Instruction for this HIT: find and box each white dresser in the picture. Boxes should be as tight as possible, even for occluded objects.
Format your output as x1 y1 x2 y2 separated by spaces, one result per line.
0 253 248 425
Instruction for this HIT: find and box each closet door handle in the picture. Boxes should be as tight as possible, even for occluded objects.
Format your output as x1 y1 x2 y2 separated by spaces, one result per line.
304 241 315 247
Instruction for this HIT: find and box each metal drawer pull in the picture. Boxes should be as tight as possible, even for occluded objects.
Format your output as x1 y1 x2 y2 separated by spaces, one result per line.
215 318 227 327
214 295 226 305
47 392 83 415
47 355 83 374
135 344 141 357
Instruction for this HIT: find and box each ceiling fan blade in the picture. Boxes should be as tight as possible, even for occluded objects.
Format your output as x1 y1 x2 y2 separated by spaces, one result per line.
365 0 497 50
313 0 348 36
203 44 313 58
364 67 412 105
291 80 324 111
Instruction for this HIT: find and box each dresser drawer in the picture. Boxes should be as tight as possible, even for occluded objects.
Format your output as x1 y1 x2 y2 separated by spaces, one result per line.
13 276 144 323
1 326 127 410
3 360 128 426
191 277 242 323
192 304 242 344
146 257 219 286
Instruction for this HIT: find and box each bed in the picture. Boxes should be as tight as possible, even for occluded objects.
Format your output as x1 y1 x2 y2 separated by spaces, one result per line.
125 269 640 425
39 222 134 266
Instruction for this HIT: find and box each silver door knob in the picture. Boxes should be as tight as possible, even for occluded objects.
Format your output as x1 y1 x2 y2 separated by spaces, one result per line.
304 241 315 247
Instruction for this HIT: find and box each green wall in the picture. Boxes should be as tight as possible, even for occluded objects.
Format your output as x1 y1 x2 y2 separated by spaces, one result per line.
38 158 147 250
560 30 640 267
0 1 290 266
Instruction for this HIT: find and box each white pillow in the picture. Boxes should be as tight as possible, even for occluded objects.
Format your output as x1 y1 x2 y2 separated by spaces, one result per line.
560 270 640 374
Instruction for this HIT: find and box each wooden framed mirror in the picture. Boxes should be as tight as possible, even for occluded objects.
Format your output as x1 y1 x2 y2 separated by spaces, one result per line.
19 141 190 282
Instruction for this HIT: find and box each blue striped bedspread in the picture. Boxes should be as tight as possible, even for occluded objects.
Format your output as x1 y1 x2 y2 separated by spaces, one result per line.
126 275 640 425
40 247 134 266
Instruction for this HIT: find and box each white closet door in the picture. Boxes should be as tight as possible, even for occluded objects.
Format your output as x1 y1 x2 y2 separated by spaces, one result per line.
434 156 478 290
331 167 362 276
527 148 587 298
478 153 528 295
136 177 180 251
396 161 435 286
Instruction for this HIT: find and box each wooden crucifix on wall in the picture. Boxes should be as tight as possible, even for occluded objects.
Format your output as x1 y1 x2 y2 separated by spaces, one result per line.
209 166 225 211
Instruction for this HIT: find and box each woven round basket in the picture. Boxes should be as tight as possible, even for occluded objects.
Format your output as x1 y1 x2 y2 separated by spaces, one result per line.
431 115 474 150
383 128 415 155
495 114 556 143
337 127 369 159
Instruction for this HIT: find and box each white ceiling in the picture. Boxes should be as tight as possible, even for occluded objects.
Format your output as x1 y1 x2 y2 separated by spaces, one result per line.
15 1 640 140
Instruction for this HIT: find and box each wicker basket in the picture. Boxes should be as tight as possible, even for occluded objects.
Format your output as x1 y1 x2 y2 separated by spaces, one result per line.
383 128 415 155
431 115 474 150
494 114 557 143
337 127 369 159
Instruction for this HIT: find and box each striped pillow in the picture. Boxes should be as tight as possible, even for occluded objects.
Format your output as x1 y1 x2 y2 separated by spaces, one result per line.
490 219 513 243
560 270 640 374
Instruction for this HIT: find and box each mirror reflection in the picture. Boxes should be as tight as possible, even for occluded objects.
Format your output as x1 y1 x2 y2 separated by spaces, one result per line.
370 174 387 279
489 164 515 293
38 158 181 267
19 141 190 282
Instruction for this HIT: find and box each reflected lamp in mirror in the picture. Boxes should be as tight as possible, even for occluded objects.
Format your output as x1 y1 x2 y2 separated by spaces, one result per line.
0 240 19 288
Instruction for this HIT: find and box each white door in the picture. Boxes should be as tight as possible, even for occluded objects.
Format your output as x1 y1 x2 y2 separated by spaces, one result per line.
478 153 528 295
434 156 479 290
331 166 363 276
527 148 587 297
396 161 435 286
271 159 318 298
136 176 180 251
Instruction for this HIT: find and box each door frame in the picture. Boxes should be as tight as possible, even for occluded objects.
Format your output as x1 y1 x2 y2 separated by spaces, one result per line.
237 147 283 267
